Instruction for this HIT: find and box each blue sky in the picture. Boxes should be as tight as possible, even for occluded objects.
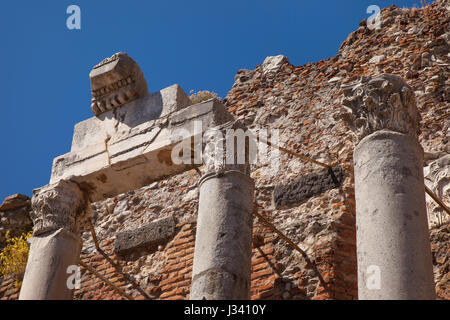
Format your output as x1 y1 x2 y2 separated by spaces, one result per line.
0 0 429 201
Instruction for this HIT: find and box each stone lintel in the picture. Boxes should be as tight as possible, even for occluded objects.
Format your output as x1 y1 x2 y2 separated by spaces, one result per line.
50 99 234 202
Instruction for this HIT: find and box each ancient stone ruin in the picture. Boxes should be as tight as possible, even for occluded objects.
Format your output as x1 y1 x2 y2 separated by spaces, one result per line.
0 1 449 300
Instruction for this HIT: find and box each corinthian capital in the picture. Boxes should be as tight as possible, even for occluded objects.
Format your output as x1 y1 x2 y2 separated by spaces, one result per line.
341 74 421 142
31 180 89 236
201 121 251 176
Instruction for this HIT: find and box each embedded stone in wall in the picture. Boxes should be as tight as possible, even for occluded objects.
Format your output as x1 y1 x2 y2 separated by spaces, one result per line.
424 154 450 227
272 166 342 209
262 55 289 75
114 216 175 255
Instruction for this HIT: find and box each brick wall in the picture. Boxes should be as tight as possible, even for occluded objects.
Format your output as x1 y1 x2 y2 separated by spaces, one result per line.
0 277 19 300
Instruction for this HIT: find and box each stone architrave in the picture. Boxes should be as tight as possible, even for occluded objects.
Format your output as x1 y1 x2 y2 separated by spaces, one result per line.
341 74 436 300
19 180 89 300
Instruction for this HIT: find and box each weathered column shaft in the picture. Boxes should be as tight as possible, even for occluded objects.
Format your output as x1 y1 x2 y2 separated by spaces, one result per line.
191 170 254 300
19 180 88 300
354 130 435 299
342 74 435 300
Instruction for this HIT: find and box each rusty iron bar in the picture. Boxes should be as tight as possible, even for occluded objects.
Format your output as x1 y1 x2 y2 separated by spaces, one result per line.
253 210 309 258
252 209 330 292
88 218 101 251
260 136 450 216
79 260 134 300
425 185 450 216
86 216 153 300
258 137 332 169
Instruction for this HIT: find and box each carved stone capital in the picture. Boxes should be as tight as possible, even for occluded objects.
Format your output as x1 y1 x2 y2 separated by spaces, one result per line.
341 74 421 142
31 180 89 236
201 121 251 176
90 52 149 116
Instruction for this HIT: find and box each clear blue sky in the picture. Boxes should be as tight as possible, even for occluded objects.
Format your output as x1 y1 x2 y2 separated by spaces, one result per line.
0 0 428 201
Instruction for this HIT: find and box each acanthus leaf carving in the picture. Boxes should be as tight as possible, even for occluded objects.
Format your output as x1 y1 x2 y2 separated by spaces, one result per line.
340 74 421 142
31 180 89 236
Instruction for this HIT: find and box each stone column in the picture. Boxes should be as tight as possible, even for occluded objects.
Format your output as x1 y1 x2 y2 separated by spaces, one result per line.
19 180 89 300
190 124 255 300
342 74 436 300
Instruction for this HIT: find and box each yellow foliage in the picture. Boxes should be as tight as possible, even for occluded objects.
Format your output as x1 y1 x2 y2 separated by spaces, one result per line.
0 231 32 289
189 90 219 104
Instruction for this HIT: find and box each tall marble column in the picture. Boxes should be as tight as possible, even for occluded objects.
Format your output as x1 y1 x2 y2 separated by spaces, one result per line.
342 74 436 300
19 180 89 300
190 124 255 300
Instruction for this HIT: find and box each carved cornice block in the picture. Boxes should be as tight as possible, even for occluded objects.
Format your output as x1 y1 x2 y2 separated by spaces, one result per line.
341 74 421 142
90 52 149 116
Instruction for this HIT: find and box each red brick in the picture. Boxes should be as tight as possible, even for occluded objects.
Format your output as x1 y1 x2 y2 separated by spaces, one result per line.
312 293 331 300
160 288 178 299
251 257 266 265
181 223 193 231
104 267 116 275
179 266 192 276
168 249 187 260
160 275 184 287
166 295 185 300
251 290 273 300
97 263 109 272
257 282 274 292
90 254 104 262
180 253 194 262
172 238 191 247
251 268 273 280
162 262 186 273
252 262 269 272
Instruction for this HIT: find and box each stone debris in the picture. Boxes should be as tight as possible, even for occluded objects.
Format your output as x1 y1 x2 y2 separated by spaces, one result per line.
0 194 32 249
0 194 29 212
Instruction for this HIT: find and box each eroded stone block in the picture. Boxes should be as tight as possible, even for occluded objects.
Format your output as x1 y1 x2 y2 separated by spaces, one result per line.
273 166 342 209
424 155 450 227
114 216 175 255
